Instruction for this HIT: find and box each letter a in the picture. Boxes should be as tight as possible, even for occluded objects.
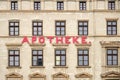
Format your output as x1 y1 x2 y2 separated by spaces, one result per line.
22 36 29 44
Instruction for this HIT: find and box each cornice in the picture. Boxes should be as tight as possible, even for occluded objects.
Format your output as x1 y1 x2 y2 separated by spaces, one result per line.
0 10 120 13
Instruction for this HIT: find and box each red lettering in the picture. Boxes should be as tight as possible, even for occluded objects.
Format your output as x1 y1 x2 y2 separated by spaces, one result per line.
81 36 87 44
72 36 79 44
32 36 37 44
47 36 54 44
56 37 63 44
65 36 71 44
22 36 29 44
39 36 45 44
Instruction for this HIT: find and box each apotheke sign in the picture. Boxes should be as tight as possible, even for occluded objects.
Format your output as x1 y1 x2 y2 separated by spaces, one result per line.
22 36 91 44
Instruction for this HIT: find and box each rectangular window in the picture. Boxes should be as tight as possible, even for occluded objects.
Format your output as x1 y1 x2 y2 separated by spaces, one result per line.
9 22 19 36
57 1 64 10
78 21 88 35
107 49 118 65
55 49 66 66
79 1 86 10
32 50 43 66
11 1 18 10
8 50 20 67
34 1 41 10
33 21 43 36
108 1 115 10
107 21 117 35
78 49 89 66
55 21 65 36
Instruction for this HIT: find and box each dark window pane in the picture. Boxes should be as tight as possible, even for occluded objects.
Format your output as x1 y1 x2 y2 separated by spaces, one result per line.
57 1 64 10
32 50 43 66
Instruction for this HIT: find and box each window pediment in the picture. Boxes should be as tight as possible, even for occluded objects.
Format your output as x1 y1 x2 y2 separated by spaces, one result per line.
100 41 120 48
6 73 22 78
75 73 92 78
29 73 46 78
101 71 120 78
53 72 69 78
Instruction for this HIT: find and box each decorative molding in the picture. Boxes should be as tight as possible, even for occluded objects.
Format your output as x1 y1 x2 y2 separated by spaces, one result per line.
6 72 23 78
29 73 46 78
75 73 92 78
101 71 120 78
52 72 69 78
29 43 46 46
53 66 68 68
6 66 22 69
106 18 119 21
76 66 91 68
0 10 120 13
52 43 69 46
30 66 45 68
100 41 120 48
6 43 22 47
75 43 91 46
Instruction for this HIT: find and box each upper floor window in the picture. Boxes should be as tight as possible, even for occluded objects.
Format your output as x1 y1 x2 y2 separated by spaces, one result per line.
78 49 89 66
9 22 19 36
34 1 41 10
11 1 18 10
79 1 86 10
55 21 65 36
55 49 66 66
32 50 43 66
57 1 64 10
108 1 115 10
78 21 88 35
32 21 43 36
107 21 117 35
107 49 118 65
8 50 20 67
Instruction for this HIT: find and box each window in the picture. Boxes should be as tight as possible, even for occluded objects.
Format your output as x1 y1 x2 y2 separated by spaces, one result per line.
8 50 20 67
78 21 88 35
11 1 18 10
55 49 66 66
9 22 19 36
107 21 117 35
57 1 64 10
108 1 115 10
32 21 43 36
34 1 41 10
107 49 118 65
79 1 86 10
32 50 43 66
55 21 65 36
78 49 89 66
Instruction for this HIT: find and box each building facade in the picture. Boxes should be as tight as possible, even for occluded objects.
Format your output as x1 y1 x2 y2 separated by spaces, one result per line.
0 0 120 80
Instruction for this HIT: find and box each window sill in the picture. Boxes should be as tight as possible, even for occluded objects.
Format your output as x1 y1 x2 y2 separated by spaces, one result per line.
30 66 45 68
102 65 120 68
76 66 91 68
53 66 68 68
7 66 21 69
